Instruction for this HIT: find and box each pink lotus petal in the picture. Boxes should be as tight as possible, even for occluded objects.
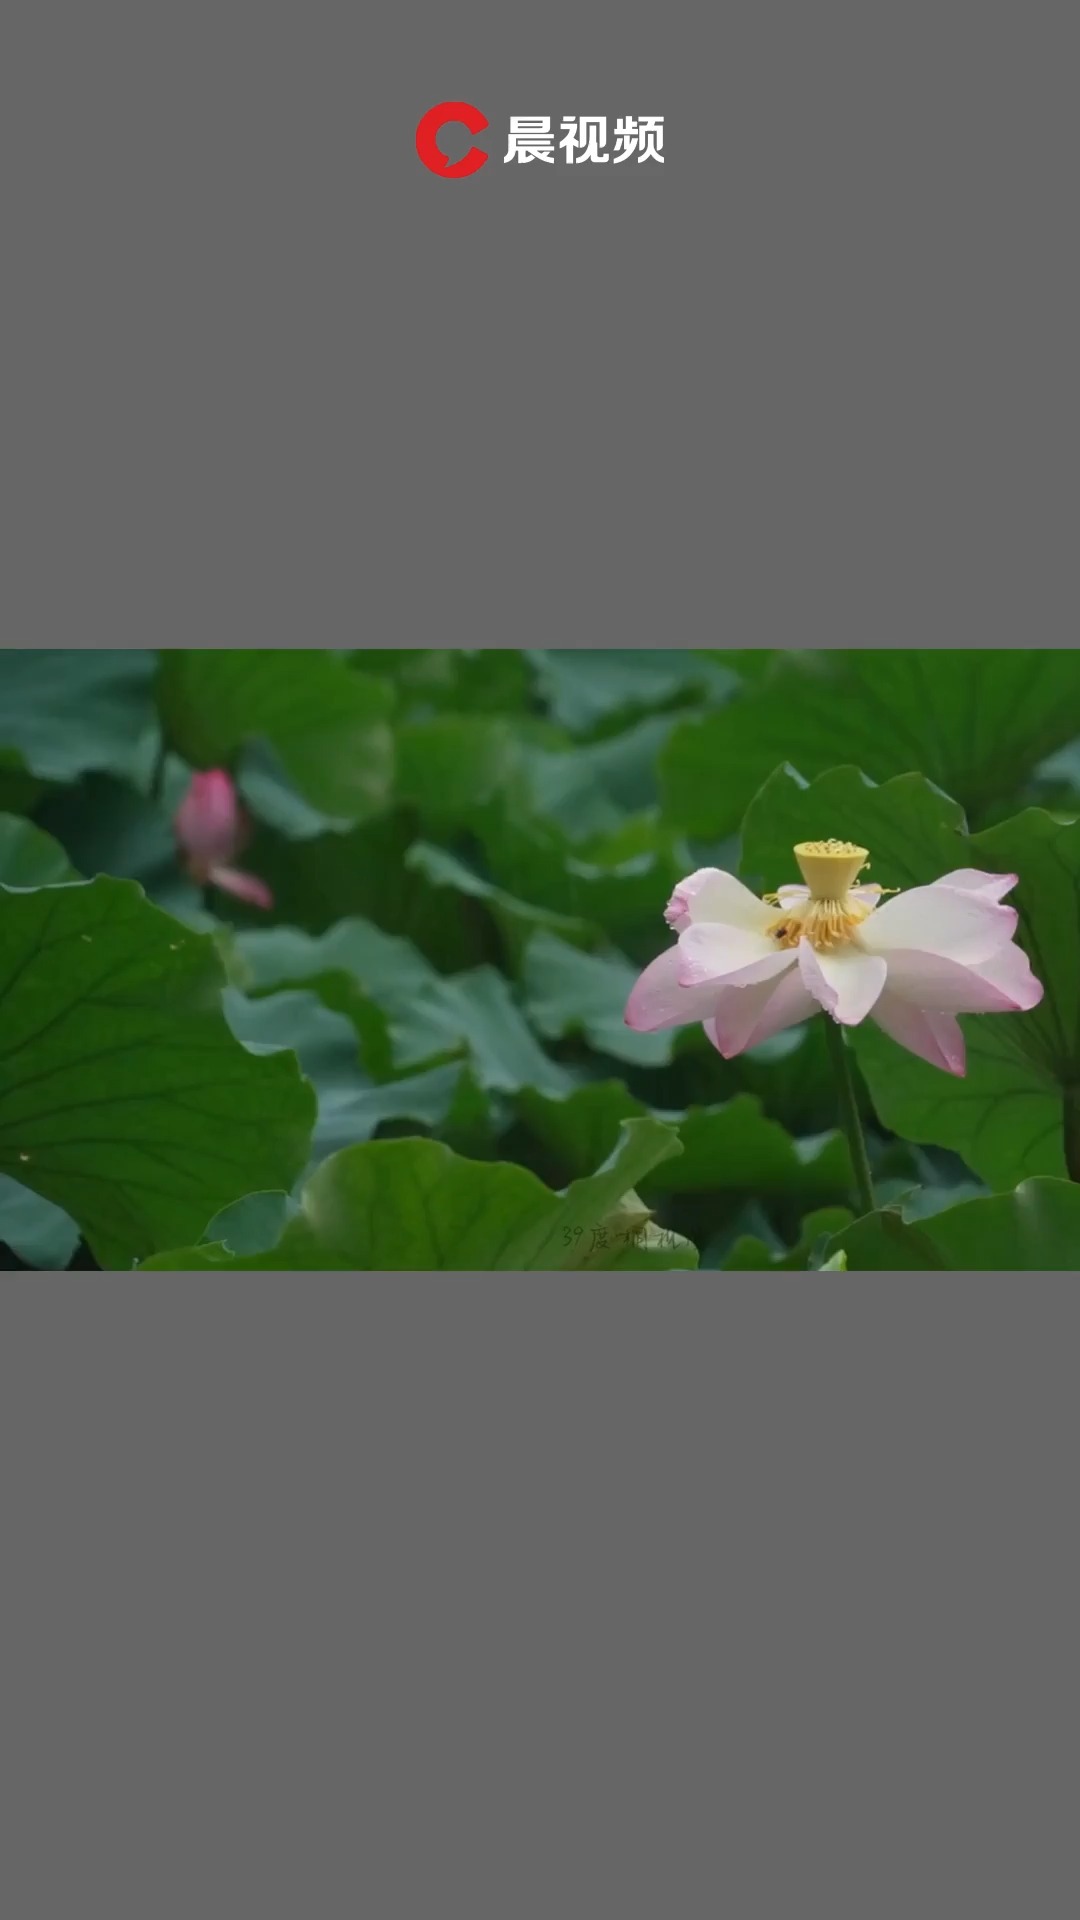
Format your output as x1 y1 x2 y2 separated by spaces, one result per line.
663 867 775 934
676 921 792 989
966 941 1043 1011
624 946 727 1033
797 940 888 1025
870 992 966 1076
208 865 274 911
875 943 1042 1013
705 961 814 1058
931 868 1018 903
858 882 1017 964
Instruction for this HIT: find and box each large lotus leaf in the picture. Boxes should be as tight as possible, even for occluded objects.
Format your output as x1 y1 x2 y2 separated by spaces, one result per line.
410 969 573 1097
244 810 494 971
221 986 491 1169
472 804 686 950
358 649 531 716
233 919 572 1095
198 1190 298 1257
0 814 80 888
522 931 675 1067
222 985 389 1172
404 843 594 955
828 1179 1080 1271
517 1082 850 1205
0 877 315 1267
718 1205 854 1271
195 1054 500 1259
139 1118 699 1271
0 1173 80 1270
0 649 159 786
0 751 45 818
235 740 366 840
851 809 1080 1188
740 763 967 896
526 649 737 733
520 714 684 842
393 717 528 828
34 773 211 929
232 917 435 1073
0 820 82 1264
156 650 395 824
1031 740 1080 817
703 650 783 683
663 650 1080 839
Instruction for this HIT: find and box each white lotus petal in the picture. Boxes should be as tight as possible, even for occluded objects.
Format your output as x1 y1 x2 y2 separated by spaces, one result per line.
677 921 793 989
858 883 1017 963
664 867 776 934
798 941 888 1025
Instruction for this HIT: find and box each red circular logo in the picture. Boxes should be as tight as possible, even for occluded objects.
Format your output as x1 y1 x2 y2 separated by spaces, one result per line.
416 101 490 178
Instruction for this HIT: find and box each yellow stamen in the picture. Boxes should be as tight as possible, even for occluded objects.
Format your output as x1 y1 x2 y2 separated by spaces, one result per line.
764 841 899 951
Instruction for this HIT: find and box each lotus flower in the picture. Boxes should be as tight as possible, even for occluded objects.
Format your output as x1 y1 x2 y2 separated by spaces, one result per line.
173 769 273 910
625 840 1042 1076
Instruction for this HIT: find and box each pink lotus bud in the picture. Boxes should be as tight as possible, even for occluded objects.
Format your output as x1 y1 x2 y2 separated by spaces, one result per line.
174 770 246 870
173 769 273 910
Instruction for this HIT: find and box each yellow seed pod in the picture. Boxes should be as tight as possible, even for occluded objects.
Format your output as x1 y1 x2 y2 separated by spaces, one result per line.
793 840 869 900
